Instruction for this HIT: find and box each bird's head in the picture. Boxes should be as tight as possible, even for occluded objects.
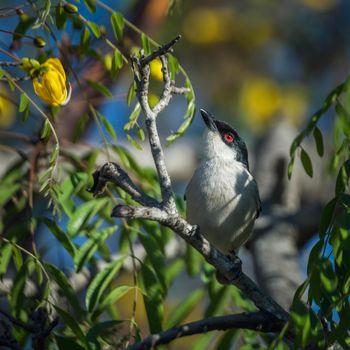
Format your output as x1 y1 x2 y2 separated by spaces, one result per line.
200 109 249 169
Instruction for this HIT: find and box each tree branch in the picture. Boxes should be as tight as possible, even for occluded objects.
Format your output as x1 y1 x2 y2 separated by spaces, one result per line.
92 35 291 348
130 38 185 213
126 312 284 350
89 162 159 207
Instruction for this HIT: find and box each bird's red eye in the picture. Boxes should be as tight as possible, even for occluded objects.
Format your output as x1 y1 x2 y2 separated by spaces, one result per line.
224 133 234 143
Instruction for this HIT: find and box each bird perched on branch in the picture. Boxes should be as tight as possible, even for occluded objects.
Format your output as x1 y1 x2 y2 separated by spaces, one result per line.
186 109 261 255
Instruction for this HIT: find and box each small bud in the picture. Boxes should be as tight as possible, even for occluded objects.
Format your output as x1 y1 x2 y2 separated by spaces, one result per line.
100 25 107 37
16 8 24 16
63 3 78 14
33 36 46 48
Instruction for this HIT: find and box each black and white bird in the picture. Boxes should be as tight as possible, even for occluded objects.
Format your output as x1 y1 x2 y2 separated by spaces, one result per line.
185 109 261 255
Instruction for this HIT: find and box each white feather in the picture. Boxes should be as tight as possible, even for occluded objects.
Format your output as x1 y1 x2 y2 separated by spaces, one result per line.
186 129 260 254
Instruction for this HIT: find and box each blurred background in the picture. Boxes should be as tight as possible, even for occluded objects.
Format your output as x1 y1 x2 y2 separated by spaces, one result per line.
0 0 348 348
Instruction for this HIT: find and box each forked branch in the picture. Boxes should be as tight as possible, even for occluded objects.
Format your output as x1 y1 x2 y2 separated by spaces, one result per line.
92 35 291 348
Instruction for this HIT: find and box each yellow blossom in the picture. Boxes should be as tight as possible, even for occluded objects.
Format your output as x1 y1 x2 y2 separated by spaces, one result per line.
32 58 70 106
0 85 15 128
239 76 281 128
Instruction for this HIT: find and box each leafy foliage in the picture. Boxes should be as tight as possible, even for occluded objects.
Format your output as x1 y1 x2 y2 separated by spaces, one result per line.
0 1 349 349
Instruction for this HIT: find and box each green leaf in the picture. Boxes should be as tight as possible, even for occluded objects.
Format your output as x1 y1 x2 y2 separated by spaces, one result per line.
87 21 100 38
12 246 23 272
110 12 124 41
124 103 141 131
215 330 238 350
319 258 338 293
97 111 117 140
55 5 67 30
32 0 51 29
53 305 87 345
140 263 164 333
67 198 110 236
86 256 125 313
319 198 337 238
86 80 112 98
55 336 85 350
80 27 90 50
141 33 151 55
168 55 179 80
46 264 83 316
98 285 134 312
0 244 12 276
74 225 118 272
84 0 96 13
335 160 350 195
43 218 76 257
307 240 323 276
166 289 205 328
86 320 123 347
126 134 142 150
205 286 230 317
165 259 185 287
185 245 202 277
313 126 324 157
166 106 195 145
111 49 123 79
136 125 145 141
290 299 311 348
191 333 214 350
19 93 29 113
139 233 167 293
127 81 136 106
41 119 52 144
13 14 34 43
300 148 313 177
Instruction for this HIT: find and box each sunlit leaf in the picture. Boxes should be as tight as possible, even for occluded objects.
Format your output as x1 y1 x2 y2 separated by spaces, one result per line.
110 11 124 41
141 33 152 55
87 21 100 38
97 111 117 140
84 0 96 13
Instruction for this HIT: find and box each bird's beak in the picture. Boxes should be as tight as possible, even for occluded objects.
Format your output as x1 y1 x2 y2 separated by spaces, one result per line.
200 109 217 132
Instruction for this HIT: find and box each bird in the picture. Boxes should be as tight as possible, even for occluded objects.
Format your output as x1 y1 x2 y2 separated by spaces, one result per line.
185 109 261 255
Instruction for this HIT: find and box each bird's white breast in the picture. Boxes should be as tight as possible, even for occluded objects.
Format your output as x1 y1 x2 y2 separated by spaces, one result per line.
186 158 259 254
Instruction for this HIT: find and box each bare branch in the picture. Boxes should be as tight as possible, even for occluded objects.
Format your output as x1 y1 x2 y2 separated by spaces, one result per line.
130 37 184 212
107 189 289 322
126 312 284 350
139 35 181 67
171 86 191 95
93 35 292 348
151 55 172 116
89 162 159 207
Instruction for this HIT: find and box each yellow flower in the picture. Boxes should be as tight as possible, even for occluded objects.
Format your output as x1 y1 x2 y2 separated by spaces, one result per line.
33 58 71 106
0 85 15 128
239 76 281 129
